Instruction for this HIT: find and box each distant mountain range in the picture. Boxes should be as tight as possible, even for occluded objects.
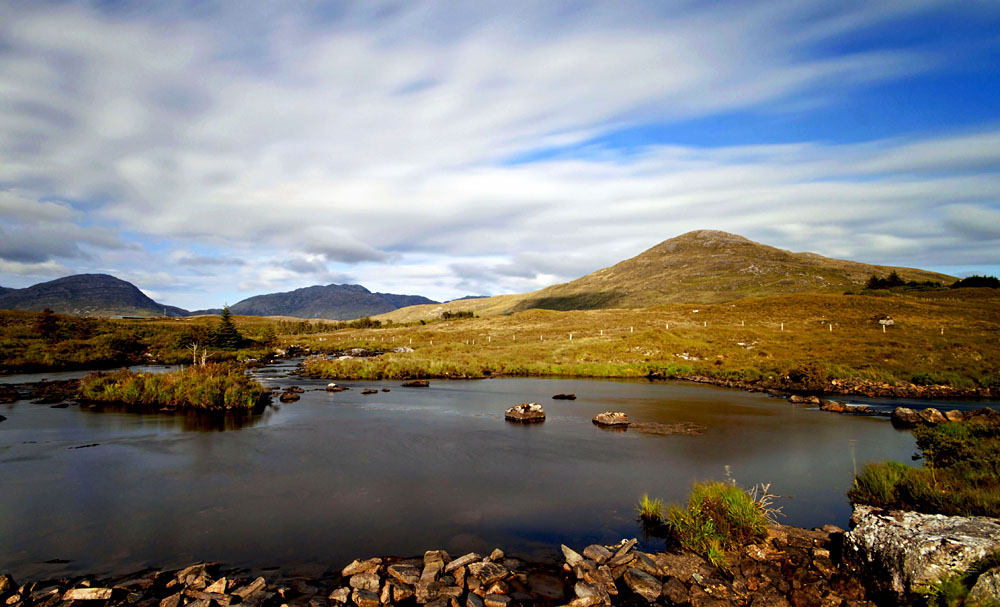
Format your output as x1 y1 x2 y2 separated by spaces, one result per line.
0 274 189 318
0 274 438 320
376 230 956 321
223 284 436 320
0 231 958 321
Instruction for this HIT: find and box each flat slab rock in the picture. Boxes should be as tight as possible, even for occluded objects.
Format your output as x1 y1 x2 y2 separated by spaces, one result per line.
845 505 1000 600
504 403 545 423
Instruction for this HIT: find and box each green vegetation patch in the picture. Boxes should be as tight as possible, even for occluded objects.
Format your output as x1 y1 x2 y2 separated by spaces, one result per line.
640 481 770 568
78 363 269 411
849 421 1000 517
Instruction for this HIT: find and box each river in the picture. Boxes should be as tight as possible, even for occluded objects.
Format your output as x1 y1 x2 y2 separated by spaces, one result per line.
1 361 992 580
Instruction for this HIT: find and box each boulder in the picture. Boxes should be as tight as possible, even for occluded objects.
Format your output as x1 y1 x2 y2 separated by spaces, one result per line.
918 408 947 425
64 588 114 601
326 383 346 392
286 386 304 393
592 412 629 427
505 403 545 423
279 391 300 402
844 505 1000 601
819 401 846 413
583 545 613 564
552 394 577 400
348 573 380 594
967 408 1000 424
328 588 350 604
343 558 382 577
402 380 430 387
968 567 1000 607
387 564 421 585
351 589 379 607
562 544 585 567
890 407 921 428
444 553 481 573
0 385 18 404
361 389 377 395
624 568 661 602
467 562 508 586
944 409 966 423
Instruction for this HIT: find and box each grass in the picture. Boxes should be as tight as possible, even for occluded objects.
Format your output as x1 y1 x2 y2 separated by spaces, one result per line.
78 363 270 411
848 421 1000 517
636 494 664 522
293 291 1000 394
639 481 770 569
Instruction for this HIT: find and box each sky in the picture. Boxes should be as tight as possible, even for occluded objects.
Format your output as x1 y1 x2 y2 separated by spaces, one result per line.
1 0 999 310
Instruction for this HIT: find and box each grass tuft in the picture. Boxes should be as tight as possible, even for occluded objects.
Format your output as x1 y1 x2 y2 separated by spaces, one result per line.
636 493 664 522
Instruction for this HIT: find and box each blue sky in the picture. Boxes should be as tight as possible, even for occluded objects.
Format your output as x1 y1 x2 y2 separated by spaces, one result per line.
1 0 999 310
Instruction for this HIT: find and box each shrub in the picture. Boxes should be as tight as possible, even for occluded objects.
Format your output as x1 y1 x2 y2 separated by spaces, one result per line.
78 363 268 411
664 481 769 568
636 493 664 522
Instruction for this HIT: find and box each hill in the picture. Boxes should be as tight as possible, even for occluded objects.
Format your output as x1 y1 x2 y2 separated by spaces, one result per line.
376 230 955 322
229 283 437 320
0 274 188 317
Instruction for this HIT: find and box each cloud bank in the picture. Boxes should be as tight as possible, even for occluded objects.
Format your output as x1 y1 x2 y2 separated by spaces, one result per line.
0 1 997 308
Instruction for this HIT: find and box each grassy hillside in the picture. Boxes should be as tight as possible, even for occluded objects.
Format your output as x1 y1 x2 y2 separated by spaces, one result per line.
376 231 954 322
301 289 1000 393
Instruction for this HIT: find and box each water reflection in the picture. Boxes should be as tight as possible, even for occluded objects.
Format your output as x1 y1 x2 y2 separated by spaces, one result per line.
77 402 272 432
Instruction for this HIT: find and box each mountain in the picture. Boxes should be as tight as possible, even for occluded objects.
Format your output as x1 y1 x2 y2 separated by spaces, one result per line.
0 286 12 295
0 274 188 317
229 283 438 320
375 230 955 322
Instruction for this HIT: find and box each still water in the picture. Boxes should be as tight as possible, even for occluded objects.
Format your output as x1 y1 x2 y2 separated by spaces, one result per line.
0 364 964 580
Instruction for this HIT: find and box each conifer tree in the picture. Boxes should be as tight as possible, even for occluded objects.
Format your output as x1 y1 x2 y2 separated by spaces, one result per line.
213 305 243 349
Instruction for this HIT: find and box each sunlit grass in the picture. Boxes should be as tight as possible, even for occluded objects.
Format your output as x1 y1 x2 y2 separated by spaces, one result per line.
78 363 269 410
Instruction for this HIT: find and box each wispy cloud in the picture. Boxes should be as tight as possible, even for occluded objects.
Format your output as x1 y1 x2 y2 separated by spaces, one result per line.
0 1 997 307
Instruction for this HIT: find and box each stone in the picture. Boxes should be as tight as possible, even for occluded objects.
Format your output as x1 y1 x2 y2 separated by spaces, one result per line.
286 386 304 393
402 380 430 387
573 582 606 604
587 566 618 597
552 394 577 400
624 569 661 603
505 403 545 423
351 589 379 607
0 385 18 404
158 593 182 607
361 389 378 395
919 408 947 425
232 577 267 599
819 401 846 413
0 576 16 596
483 594 510 607
326 383 346 392
392 583 414 603
454 567 466 589
467 562 508 586
445 553 482 573
944 409 966 423
967 408 1000 424
204 578 226 594
614 539 638 558
631 552 661 577
421 561 444 584
844 504 1000 601
562 545 585 567
349 573 381 594
416 580 442 603
387 564 421 586
279 391 300 402
583 545 613 564
382 388 390 392
488 549 504 562
891 407 922 428
328 588 351 604
567 598 603 607
592 412 629 427
63 588 114 601
606 551 636 568
438 586 464 599
343 558 382 577
967 568 1000 607
466 593 484 607
425 550 451 567
661 577 689 605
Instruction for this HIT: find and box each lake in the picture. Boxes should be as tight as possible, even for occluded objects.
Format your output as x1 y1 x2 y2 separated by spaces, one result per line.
0 363 985 580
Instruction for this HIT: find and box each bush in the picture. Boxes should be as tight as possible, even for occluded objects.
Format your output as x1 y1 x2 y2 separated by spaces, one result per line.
78 363 268 411
849 421 1000 517
950 275 1000 289
664 481 769 568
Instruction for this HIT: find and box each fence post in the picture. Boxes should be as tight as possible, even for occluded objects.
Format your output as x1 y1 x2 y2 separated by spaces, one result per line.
569 333 573 340
630 326 634 333
781 323 784 331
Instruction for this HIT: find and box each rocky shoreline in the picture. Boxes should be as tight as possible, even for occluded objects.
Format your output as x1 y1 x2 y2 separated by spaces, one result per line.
0 524 873 607
674 374 997 402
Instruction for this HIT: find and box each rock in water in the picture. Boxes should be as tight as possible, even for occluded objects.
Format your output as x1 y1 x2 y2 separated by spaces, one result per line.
592 412 629 427
890 406 921 428
326 383 346 392
505 403 545 423
844 505 1000 602
552 393 576 400
402 380 430 387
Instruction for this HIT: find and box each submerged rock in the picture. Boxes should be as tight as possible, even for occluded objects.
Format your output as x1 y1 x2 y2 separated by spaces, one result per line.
278 391 300 402
361 389 377 395
592 412 629 427
552 393 577 400
402 380 430 387
505 403 546 423
0 385 18 404
844 504 1000 602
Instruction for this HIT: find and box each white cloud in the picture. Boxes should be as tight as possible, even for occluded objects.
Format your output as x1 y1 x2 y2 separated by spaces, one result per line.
0 1 997 308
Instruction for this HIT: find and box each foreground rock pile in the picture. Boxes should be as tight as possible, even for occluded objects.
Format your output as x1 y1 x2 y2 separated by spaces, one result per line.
0 526 879 607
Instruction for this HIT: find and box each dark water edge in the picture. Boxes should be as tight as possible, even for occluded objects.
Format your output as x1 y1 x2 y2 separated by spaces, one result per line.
1 365 996 583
